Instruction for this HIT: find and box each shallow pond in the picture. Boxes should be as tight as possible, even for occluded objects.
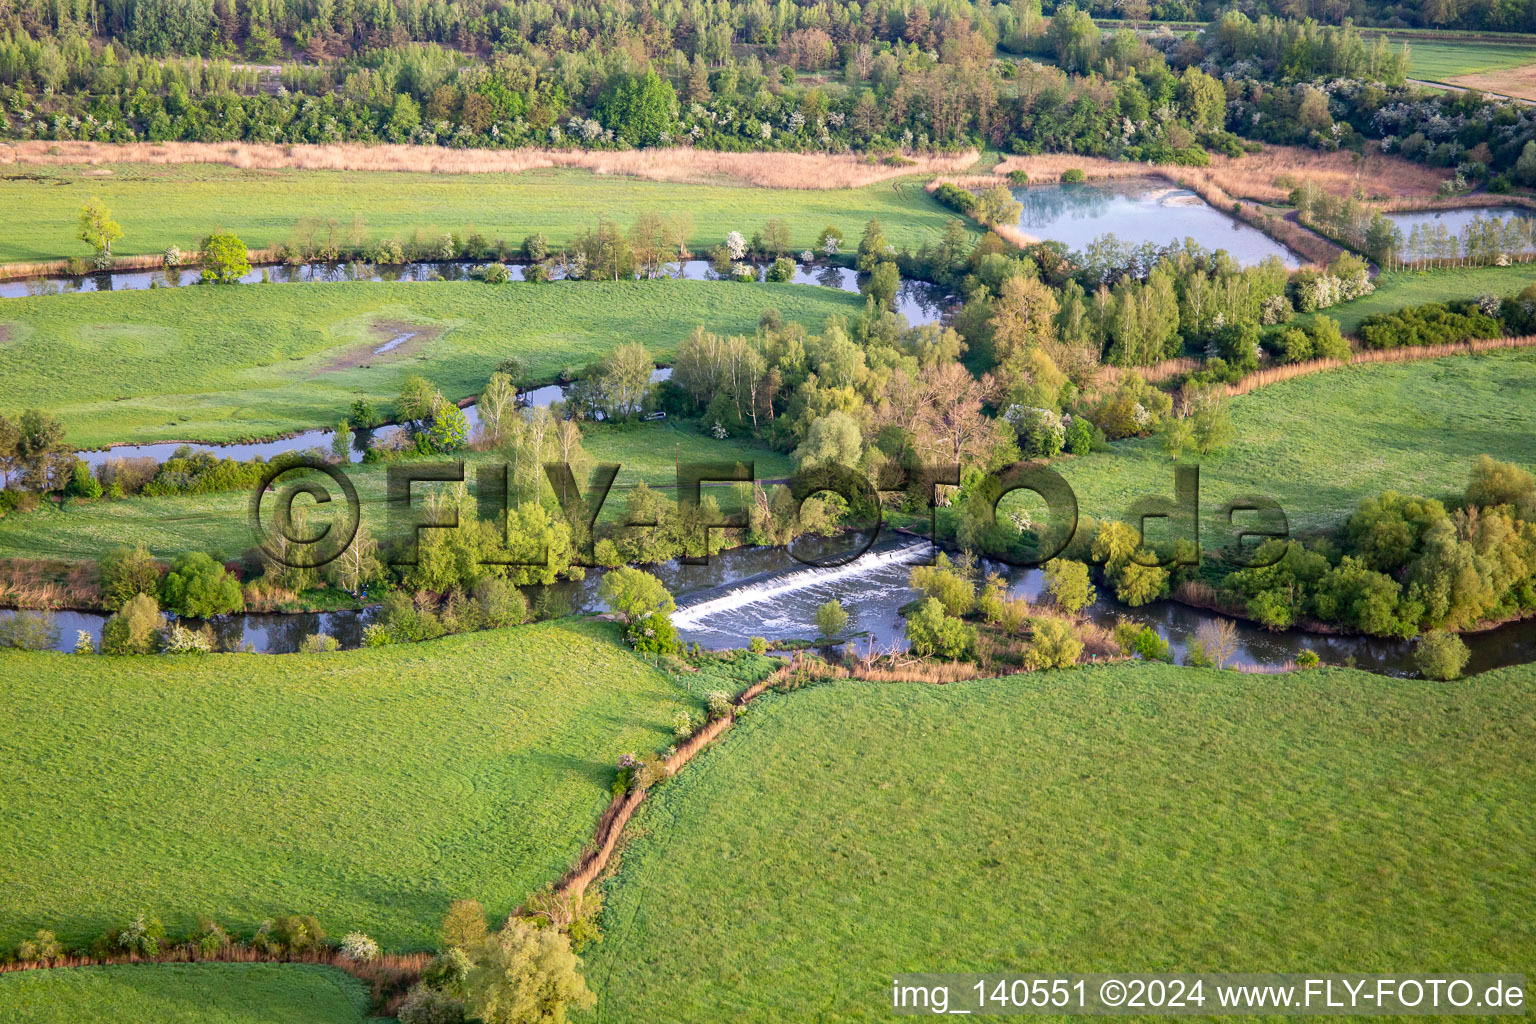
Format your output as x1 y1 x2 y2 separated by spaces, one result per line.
1010 178 1301 267
13 535 1528 677
1384 205 1536 237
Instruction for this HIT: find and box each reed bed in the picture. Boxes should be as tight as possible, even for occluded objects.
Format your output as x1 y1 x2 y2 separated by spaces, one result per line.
1378 192 1536 213
0 141 978 190
0 558 99 609
1222 333 1536 397
0 248 284 281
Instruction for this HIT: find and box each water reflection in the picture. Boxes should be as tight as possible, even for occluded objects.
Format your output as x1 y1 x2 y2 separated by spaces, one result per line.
1009 178 1300 268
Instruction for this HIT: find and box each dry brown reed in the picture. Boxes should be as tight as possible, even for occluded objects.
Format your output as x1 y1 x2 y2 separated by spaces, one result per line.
1221 334 1536 397
0 558 100 609
0 141 978 190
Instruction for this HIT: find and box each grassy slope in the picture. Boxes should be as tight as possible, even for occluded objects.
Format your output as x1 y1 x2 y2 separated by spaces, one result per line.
0 619 694 949
0 964 372 1024
1323 266 1536 333
1061 346 1536 539
586 663 1536 1023
0 164 958 264
0 279 859 447
0 420 790 562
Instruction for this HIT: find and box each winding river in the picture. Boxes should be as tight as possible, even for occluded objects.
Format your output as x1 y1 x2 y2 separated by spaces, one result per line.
4 257 1532 674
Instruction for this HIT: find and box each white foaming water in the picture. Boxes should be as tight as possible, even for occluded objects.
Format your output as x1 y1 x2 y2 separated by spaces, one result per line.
672 541 930 631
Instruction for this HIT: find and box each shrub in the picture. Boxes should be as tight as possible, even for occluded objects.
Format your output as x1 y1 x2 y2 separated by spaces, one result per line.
931 183 978 215
271 914 325 954
480 262 510 284
162 622 213 654
598 567 675 622
399 984 468 1024
424 946 476 995
1296 649 1320 669
1415 630 1469 680
200 231 251 284
909 554 975 617
1008 169 1030 185
1466 454 1535 514
748 636 768 655
464 921 595 1024
1060 168 1086 183
672 709 698 739
65 459 102 499
160 551 243 617
341 932 381 962
112 912 165 956
441 898 488 951
473 577 529 628
814 598 849 638
1023 617 1083 669
15 929 62 963
625 611 681 654
905 597 977 659
1114 620 1170 661
99 543 162 610
1043 559 1095 613
766 256 796 282
100 593 164 654
704 690 734 720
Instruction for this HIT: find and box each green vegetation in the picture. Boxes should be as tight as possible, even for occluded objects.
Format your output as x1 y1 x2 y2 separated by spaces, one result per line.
1403 39 1536 80
1320 267 1536 333
588 664 1536 1022
1056 347 1536 537
0 421 791 563
0 165 960 266
0 964 372 1024
0 619 696 949
0 279 859 447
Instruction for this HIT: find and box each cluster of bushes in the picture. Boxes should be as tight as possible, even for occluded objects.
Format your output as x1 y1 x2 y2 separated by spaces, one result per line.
1266 315 1351 365
362 580 533 648
1224 457 1536 654
5 910 372 966
1357 299 1504 351
902 553 1094 670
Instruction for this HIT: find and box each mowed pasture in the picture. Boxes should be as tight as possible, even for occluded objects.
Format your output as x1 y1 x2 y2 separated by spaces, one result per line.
0 163 963 265
0 619 695 950
1404 38 1536 80
1057 347 1536 540
0 964 372 1024
1321 266 1536 333
586 664 1536 1023
0 421 791 563
0 279 859 448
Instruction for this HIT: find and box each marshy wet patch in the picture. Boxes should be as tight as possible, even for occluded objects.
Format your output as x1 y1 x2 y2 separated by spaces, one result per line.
312 318 443 374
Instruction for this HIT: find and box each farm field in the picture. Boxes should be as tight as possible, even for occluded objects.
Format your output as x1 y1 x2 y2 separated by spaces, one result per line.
0 619 699 950
0 421 791 563
0 964 374 1024
587 663 1536 1023
0 279 859 448
1403 39 1536 80
1318 266 1536 332
0 163 964 266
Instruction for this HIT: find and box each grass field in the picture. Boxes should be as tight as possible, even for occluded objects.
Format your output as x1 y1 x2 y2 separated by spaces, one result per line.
0 618 697 949
586 663 1536 1022
0 964 373 1024
0 420 791 563
0 279 859 448
1055 346 1536 541
1403 39 1536 80
1319 266 1536 333
0 164 961 266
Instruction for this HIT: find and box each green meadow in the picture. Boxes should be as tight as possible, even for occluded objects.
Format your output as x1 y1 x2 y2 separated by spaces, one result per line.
0 420 790 564
0 619 697 950
1056 346 1536 540
587 663 1536 1023
0 279 859 448
0 964 375 1024
1403 38 1536 80
1322 266 1536 333
0 164 960 265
